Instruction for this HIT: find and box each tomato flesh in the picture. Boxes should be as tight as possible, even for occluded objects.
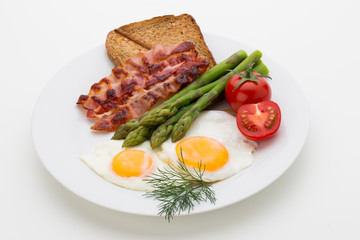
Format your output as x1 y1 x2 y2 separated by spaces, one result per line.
236 100 281 141
225 72 271 112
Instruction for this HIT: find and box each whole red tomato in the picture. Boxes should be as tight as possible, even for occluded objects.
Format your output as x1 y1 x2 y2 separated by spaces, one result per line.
225 71 271 112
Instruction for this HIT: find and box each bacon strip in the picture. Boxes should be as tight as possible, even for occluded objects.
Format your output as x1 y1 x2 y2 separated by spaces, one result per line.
77 42 209 131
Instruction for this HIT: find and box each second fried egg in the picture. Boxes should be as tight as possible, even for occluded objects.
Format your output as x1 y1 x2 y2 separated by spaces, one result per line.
158 110 257 182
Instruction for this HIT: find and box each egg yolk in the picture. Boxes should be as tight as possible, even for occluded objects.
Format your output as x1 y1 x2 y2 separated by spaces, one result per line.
112 149 153 178
176 136 229 172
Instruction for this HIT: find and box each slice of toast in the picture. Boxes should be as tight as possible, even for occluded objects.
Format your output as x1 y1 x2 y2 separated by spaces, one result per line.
106 14 216 67
106 30 149 67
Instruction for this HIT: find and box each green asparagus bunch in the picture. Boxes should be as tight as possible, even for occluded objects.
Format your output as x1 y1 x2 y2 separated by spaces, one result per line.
111 49 269 148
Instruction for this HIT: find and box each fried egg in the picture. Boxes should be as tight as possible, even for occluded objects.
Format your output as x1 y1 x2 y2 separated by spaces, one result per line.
158 110 257 182
80 140 166 191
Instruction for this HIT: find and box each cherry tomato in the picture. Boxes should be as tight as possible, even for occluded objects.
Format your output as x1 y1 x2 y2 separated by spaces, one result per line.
236 100 281 141
225 72 271 112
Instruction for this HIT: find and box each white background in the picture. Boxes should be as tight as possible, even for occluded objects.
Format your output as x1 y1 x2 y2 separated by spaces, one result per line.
1 0 359 239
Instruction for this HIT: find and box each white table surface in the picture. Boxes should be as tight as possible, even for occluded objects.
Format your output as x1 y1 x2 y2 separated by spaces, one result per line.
2 0 359 239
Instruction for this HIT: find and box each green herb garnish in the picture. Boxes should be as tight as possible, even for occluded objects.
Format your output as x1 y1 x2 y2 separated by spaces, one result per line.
143 151 216 222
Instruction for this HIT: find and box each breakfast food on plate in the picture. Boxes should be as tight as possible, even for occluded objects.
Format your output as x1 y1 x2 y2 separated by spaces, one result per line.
76 13 283 221
77 41 209 131
80 140 167 191
106 14 217 68
158 110 257 182
78 45 274 220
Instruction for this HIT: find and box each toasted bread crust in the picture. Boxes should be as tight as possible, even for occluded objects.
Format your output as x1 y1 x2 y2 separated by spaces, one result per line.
106 14 216 67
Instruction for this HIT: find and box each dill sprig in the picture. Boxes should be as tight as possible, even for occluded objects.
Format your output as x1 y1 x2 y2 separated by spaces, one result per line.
143 152 216 222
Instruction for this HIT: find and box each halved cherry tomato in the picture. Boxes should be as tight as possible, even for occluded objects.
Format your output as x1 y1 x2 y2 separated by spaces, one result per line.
236 100 281 141
225 72 271 112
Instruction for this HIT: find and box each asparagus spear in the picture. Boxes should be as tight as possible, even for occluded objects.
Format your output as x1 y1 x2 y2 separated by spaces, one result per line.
111 119 139 140
150 103 195 149
171 50 263 142
111 50 248 140
139 79 221 126
253 62 269 75
122 126 155 148
253 59 262 68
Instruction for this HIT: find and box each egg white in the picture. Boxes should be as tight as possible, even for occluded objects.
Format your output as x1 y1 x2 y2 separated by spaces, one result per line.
158 110 258 182
80 140 166 191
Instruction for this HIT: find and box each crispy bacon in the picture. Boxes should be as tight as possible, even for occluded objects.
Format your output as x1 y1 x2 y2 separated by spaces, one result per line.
77 42 209 131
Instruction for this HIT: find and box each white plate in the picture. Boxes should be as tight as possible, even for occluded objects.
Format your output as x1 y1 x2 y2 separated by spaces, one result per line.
32 34 309 217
